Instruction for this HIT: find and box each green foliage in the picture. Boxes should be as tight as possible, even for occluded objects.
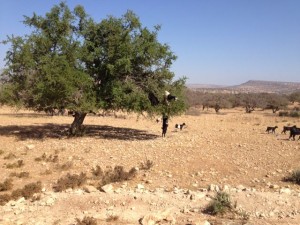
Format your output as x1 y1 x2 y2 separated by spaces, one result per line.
1 2 186 130
204 192 233 215
288 91 300 103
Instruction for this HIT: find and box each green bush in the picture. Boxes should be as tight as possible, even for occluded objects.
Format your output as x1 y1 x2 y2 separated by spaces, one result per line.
204 192 233 215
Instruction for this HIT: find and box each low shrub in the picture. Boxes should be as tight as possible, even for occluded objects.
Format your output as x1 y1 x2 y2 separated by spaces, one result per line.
204 192 233 215
6 160 24 169
11 181 42 200
54 173 87 192
55 161 73 171
10 172 30 178
99 166 137 186
0 194 11 206
289 111 300 118
283 169 300 185
0 179 13 192
75 216 97 225
0 181 42 206
106 215 119 222
92 165 104 177
35 153 59 163
279 111 289 117
3 153 16 160
140 159 154 170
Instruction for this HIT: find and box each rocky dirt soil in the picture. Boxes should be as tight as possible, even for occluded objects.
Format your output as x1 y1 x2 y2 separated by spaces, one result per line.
0 106 299 225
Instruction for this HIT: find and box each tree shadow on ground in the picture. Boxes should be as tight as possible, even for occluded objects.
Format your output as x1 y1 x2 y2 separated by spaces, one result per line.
0 124 159 141
0 113 50 118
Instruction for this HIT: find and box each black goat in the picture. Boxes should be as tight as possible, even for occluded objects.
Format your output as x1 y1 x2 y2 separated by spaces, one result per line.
281 126 296 134
148 92 160 106
175 123 186 130
162 115 169 137
289 126 300 141
266 126 278 134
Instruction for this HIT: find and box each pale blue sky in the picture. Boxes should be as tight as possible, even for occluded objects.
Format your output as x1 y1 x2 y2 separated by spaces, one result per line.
1 0 299 85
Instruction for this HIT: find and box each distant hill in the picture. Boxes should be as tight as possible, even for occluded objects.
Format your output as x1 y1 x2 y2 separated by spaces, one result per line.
187 80 300 94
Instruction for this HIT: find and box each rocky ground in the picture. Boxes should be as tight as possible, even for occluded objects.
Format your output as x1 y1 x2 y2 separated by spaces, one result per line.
0 106 299 225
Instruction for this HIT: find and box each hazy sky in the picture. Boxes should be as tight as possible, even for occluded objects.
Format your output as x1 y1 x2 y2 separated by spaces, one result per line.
1 0 300 85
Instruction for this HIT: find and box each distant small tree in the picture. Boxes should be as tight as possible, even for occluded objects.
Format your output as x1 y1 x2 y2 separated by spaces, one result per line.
0 2 186 135
288 91 300 103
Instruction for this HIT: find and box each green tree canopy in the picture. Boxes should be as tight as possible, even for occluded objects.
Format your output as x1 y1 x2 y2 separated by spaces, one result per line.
0 2 186 135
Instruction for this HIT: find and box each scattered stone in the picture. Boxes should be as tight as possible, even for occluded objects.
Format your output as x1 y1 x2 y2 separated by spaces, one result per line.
100 184 114 193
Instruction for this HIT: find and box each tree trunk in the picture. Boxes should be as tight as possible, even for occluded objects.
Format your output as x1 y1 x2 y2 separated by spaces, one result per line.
69 112 87 136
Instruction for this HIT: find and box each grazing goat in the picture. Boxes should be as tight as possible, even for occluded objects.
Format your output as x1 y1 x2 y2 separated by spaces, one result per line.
281 126 296 134
289 126 300 141
175 123 186 130
162 115 169 137
266 126 278 134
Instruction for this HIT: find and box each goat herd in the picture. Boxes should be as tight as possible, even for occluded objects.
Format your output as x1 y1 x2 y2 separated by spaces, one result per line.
266 125 300 140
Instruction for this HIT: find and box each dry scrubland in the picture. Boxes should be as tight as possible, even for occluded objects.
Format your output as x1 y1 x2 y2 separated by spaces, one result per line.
0 106 300 225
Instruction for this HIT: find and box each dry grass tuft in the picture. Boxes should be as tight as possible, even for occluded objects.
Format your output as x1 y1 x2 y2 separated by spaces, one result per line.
6 160 24 169
3 153 16 160
35 153 59 163
0 179 13 192
140 159 154 170
75 216 97 225
99 166 137 186
11 181 42 200
10 171 30 178
0 181 42 206
54 173 87 192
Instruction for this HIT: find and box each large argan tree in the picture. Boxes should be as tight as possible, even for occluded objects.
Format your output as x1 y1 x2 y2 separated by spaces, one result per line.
0 2 186 135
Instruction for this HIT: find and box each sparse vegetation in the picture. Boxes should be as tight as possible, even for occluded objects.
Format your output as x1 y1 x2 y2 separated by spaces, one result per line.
55 161 73 171
10 171 30 178
140 159 154 171
279 110 300 118
54 173 87 192
35 153 59 163
91 165 104 178
0 194 11 206
11 181 42 200
0 181 42 205
6 160 24 169
98 166 137 186
3 153 16 160
75 216 97 225
0 179 13 192
0 150 4 155
284 169 300 185
204 192 233 215
106 215 119 222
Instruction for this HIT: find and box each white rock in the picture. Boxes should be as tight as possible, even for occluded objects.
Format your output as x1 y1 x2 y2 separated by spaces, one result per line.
100 184 114 193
